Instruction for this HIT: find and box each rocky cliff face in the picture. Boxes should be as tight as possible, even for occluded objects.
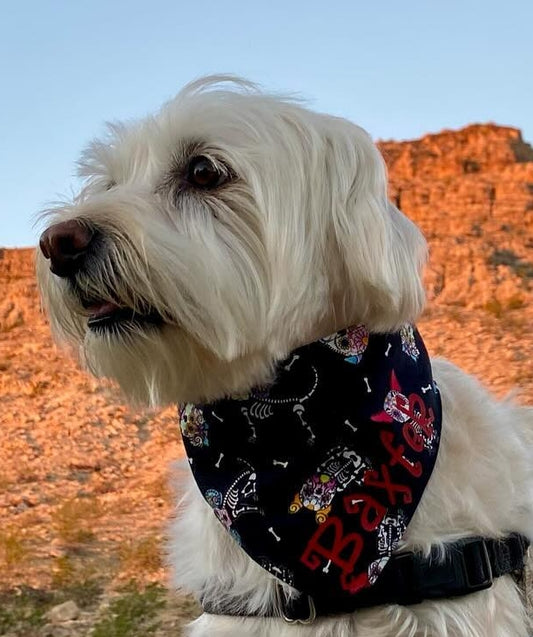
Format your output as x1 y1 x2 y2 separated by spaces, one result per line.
378 124 533 308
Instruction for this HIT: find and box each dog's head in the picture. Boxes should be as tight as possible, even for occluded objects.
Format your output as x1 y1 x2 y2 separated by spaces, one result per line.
37 76 427 405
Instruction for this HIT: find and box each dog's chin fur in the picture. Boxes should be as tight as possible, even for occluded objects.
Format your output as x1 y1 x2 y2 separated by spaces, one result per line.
37 76 533 636
84 325 278 406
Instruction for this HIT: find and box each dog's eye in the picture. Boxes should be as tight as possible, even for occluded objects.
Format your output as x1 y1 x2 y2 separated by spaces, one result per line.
187 156 226 189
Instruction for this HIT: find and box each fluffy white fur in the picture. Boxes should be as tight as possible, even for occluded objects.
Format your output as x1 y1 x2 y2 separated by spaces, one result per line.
37 76 533 636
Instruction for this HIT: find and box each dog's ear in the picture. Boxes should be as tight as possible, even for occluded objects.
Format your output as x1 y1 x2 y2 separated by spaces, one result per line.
325 123 427 332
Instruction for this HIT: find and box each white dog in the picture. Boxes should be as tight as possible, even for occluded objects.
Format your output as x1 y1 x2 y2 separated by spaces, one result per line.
37 76 533 637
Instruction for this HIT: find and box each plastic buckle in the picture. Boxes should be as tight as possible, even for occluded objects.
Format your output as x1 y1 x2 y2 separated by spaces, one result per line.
282 594 316 625
461 538 493 593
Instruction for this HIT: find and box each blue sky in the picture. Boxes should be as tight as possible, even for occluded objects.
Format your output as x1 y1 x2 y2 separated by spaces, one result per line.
1 0 532 247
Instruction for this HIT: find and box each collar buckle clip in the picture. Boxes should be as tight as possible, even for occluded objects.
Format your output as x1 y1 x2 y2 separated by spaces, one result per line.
460 537 493 593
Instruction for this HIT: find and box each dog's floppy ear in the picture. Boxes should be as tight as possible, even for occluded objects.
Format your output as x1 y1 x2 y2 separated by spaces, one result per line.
326 122 427 332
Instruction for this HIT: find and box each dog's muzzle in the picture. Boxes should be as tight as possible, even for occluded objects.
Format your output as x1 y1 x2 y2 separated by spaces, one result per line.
39 220 165 334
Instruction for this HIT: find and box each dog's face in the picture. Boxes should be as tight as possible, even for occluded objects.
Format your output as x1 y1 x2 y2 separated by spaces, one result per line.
37 76 427 406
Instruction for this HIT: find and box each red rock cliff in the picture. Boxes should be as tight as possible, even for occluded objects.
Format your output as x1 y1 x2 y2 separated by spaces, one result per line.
378 123 533 308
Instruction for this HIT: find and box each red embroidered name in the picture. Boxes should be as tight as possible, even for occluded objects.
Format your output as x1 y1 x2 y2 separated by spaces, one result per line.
363 464 413 505
380 430 422 477
299 367 437 594
343 493 387 532
300 515 369 594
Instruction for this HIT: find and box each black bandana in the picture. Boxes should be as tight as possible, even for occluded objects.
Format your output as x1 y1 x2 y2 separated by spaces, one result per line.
179 324 442 606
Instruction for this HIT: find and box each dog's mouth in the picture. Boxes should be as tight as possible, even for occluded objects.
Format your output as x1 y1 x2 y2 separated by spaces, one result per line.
82 298 165 333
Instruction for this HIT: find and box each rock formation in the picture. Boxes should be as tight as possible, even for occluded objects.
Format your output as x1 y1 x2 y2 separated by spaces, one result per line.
378 124 533 308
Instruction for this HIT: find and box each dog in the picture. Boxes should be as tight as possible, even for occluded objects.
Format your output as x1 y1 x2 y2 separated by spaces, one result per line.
37 76 533 636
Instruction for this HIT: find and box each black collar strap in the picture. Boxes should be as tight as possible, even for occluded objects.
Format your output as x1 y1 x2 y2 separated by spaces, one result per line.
202 534 530 623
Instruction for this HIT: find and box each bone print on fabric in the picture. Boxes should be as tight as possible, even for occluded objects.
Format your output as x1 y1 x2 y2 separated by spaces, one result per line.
179 325 442 608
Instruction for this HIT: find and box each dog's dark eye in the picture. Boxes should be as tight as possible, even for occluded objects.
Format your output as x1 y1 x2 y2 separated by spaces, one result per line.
187 156 226 189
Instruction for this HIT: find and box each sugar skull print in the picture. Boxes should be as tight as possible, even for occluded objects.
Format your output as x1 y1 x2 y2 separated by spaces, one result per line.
400 324 420 361
371 370 438 451
321 324 369 364
290 446 369 523
290 473 338 523
179 403 209 447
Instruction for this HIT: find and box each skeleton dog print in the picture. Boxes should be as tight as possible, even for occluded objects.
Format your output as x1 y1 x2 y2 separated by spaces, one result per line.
179 325 442 605
289 446 369 524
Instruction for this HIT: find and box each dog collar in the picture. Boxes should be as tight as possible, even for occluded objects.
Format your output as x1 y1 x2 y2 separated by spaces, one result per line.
201 534 530 620
179 324 442 607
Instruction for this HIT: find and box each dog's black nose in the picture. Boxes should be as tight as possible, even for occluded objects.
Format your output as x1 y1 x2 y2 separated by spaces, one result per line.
39 220 95 277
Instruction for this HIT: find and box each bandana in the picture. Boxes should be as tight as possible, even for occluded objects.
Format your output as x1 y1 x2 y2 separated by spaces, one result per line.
179 324 442 607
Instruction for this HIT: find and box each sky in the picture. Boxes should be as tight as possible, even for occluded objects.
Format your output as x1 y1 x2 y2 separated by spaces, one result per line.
1 0 532 247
